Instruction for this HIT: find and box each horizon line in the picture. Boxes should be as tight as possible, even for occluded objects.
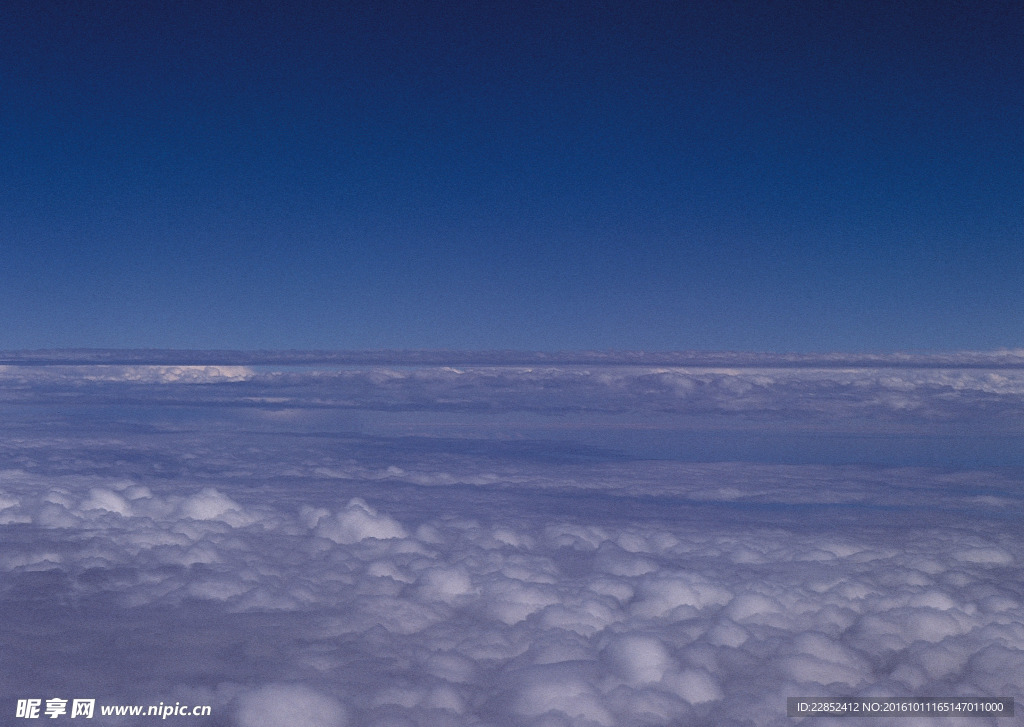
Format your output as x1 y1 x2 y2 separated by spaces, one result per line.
2 348 1024 369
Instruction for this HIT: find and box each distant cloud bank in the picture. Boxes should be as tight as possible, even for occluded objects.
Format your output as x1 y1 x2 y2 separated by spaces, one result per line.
2 356 1023 434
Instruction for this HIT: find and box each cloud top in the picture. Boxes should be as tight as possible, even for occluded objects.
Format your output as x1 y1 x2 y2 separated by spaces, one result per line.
0 462 1021 725
0 354 1021 725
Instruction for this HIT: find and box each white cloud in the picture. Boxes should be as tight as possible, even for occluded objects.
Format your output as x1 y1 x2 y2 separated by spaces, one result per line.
313 498 408 544
0 364 254 384
235 683 348 727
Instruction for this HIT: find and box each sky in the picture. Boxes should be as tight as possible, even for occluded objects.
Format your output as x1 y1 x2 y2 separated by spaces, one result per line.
2 1 1023 351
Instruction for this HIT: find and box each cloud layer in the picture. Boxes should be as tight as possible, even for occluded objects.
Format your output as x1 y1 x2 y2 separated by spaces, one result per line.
3 361 1024 432
0 358 1022 725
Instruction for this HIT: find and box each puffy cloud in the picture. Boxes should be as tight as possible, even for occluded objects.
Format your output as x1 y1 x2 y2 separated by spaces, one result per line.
603 634 676 685
235 684 348 727
511 664 615 726
313 498 408 544
178 488 248 522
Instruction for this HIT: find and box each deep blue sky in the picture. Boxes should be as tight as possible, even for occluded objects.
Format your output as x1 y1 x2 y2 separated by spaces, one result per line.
2 1 1022 351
